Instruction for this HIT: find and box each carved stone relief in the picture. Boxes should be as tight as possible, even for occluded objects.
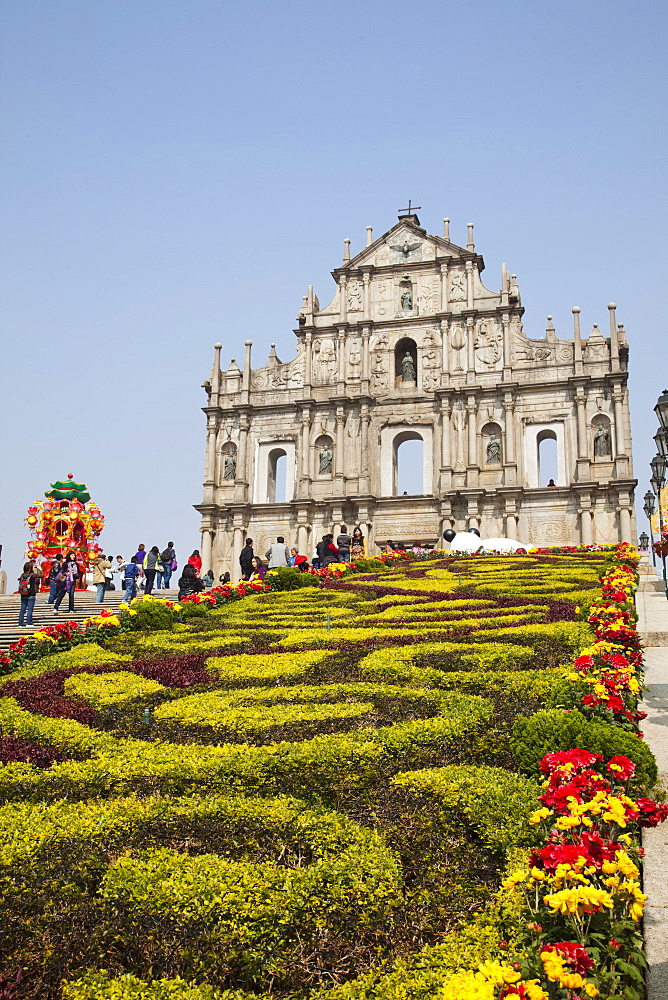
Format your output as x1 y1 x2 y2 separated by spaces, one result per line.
527 516 570 545
312 338 338 386
251 344 305 390
348 339 362 376
419 277 440 314
474 322 503 371
422 332 441 391
347 280 362 312
389 233 422 264
449 269 467 301
371 350 389 392
374 279 393 317
450 325 466 373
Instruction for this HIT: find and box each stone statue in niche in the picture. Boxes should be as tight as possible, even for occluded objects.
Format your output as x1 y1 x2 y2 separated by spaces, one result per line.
593 423 612 458
401 287 412 311
401 352 416 382
223 452 237 480
319 444 333 474
486 434 501 464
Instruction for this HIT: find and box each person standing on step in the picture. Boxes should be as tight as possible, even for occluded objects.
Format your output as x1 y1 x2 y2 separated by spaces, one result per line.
47 552 63 605
143 546 161 595
133 544 146 586
123 556 140 602
239 538 254 580
336 525 352 562
93 554 111 604
187 550 202 576
17 561 39 628
53 550 80 614
160 542 176 590
265 536 291 569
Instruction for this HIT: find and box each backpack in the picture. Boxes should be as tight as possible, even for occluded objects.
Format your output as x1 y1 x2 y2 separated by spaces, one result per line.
161 548 172 563
18 575 31 597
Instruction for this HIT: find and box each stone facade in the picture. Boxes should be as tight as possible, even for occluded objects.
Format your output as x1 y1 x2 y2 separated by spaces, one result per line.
196 212 636 579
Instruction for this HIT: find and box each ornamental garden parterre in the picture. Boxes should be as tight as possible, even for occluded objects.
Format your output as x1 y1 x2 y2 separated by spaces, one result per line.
0 546 665 1000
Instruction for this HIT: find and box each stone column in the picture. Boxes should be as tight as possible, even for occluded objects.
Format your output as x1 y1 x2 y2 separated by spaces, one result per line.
608 303 619 371
465 260 474 310
362 326 370 394
362 272 371 320
339 275 348 323
612 386 626 455
467 396 478 467
440 396 451 469
335 405 345 490
440 318 450 384
232 520 245 582
205 414 218 486
241 340 252 405
440 261 449 311
501 313 511 379
576 388 588 458
297 520 309 557
503 393 517 486
580 507 593 545
619 504 632 544
211 342 222 406
304 331 313 391
337 328 347 393
201 525 214 577
360 403 370 494
466 317 475 383
235 415 250 502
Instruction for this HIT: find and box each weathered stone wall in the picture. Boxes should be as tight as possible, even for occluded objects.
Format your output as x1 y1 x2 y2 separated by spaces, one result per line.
196 213 636 579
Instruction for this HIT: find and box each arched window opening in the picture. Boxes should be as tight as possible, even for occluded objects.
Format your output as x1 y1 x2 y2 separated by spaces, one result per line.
394 431 424 495
537 431 558 486
395 337 418 384
267 448 287 503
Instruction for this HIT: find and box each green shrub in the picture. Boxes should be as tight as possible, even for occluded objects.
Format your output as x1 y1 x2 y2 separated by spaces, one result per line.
266 566 320 590
180 601 210 620
63 972 252 999
130 601 177 632
391 764 541 854
511 709 658 787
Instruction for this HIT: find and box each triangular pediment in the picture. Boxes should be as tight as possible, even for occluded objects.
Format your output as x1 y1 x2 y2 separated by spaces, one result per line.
341 219 469 272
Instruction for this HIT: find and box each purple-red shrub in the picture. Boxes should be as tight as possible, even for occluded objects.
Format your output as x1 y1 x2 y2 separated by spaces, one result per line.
130 653 211 687
0 735 71 767
1 670 99 724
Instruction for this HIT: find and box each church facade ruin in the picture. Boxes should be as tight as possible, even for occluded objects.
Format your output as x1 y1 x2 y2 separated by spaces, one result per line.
197 211 636 578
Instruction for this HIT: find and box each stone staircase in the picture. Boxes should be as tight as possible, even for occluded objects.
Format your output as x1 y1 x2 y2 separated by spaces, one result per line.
0 588 179 653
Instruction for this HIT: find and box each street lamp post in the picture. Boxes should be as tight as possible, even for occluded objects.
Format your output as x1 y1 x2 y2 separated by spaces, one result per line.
644 490 656 567
650 453 667 598
639 531 649 551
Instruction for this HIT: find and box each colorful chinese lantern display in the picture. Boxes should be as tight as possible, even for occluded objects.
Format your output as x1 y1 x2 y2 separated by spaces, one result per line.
24 474 105 589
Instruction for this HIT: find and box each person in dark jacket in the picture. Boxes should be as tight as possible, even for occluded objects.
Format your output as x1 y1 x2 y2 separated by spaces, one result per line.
47 552 63 604
160 543 176 590
17 561 40 627
178 564 205 600
239 538 254 579
336 525 351 562
316 534 339 567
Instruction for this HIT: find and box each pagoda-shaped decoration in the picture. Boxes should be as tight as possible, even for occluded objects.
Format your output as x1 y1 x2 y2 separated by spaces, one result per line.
25 474 105 588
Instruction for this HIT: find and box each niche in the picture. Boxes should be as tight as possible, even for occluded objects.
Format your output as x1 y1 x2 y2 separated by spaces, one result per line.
481 422 503 465
395 337 418 386
314 435 334 478
221 444 237 482
591 415 613 460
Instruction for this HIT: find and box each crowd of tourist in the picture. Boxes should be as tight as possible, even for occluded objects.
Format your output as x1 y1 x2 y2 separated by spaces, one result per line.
15 524 435 626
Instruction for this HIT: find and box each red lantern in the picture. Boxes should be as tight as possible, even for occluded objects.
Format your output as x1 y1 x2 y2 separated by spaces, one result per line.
27 515 37 526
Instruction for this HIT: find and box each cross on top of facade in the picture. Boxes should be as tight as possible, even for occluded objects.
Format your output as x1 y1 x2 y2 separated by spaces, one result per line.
398 200 422 216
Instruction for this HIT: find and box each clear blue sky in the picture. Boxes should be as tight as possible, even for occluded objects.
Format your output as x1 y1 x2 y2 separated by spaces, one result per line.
1 0 666 577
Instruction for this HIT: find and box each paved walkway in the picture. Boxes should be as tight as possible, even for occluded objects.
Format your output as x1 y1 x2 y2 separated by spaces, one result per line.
637 557 668 999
